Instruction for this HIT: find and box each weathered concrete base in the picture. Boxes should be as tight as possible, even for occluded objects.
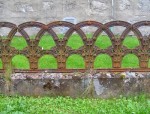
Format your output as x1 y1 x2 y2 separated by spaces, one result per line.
0 72 150 98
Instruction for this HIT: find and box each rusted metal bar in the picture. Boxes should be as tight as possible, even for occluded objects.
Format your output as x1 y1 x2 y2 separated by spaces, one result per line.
0 69 150 73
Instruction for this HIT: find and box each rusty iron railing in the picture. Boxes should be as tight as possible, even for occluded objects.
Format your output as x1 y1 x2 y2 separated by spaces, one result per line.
0 21 150 72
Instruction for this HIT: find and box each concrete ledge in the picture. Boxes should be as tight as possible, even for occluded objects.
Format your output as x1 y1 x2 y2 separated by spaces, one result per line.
0 72 150 98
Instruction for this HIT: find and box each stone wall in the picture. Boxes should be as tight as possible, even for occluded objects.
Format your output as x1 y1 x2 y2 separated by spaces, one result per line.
0 72 150 98
0 0 149 24
0 0 150 35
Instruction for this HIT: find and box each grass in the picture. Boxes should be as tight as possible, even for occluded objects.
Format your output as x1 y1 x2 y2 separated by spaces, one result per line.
0 94 149 114
0 34 149 69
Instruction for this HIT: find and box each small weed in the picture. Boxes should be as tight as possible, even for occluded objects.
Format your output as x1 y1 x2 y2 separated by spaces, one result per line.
3 62 14 94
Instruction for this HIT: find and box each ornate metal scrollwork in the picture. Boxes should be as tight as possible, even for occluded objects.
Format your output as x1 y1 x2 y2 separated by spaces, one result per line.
0 21 149 72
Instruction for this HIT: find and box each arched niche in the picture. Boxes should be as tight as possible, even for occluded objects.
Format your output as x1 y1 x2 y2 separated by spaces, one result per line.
66 54 85 69
94 54 112 68
11 55 30 69
38 55 57 69
121 54 139 68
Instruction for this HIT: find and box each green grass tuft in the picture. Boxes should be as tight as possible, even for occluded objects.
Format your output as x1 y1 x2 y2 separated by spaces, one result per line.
0 95 149 114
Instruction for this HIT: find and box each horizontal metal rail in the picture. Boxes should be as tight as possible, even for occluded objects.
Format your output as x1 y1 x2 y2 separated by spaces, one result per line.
0 69 150 73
